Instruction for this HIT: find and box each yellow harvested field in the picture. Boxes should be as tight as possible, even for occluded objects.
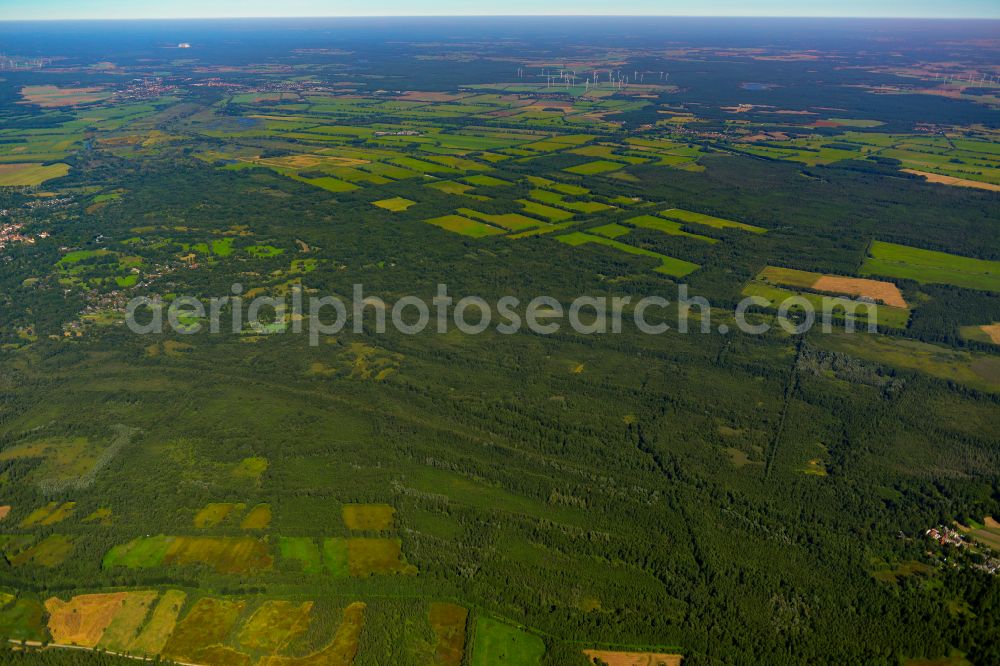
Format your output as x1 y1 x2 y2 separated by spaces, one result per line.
902 169 1000 192
759 265 908 308
583 650 684 666
45 592 128 648
342 504 395 531
811 275 908 308
0 163 71 187
128 590 187 656
0 506 10 521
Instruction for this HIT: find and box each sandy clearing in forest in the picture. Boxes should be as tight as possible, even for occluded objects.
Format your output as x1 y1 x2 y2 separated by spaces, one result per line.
902 169 1000 192
583 649 684 666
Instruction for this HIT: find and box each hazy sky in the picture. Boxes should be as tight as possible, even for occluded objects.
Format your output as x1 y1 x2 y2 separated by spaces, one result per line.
2 0 999 20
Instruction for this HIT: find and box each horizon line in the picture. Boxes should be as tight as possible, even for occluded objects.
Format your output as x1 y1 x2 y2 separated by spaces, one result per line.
2 14 1000 22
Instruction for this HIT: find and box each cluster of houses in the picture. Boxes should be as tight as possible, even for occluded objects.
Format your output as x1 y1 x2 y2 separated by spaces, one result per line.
117 77 177 102
925 525 1000 575
0 222 48 250
925 526 967 548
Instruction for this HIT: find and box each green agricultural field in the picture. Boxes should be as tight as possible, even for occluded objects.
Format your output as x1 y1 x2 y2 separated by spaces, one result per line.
279 536 324 574
861 241 1000 292
470 617 545 665
426 180 476 195
563 160 626 175
558 198 615 214
128 590 187 657
98 590 160 652
659 208 766 233
517 199 574 222
589 223 631 238
390 156 460 174
0 162 70 186
526 175 589 195
571 144 649 164
247 244 284 258
0 597 48 642
458 208 544 232
557 232 700 277
372 196 416 211
521 139 576 152
298 175 359 192
528 188 570 206
424 155 490 171
626 215 719 243
210 238 235 257
508 221 576 239
463 174 511 187
426 214 505 237
103 535 175 569
10 534 76 567
323 537 350 577
291 258 318 273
